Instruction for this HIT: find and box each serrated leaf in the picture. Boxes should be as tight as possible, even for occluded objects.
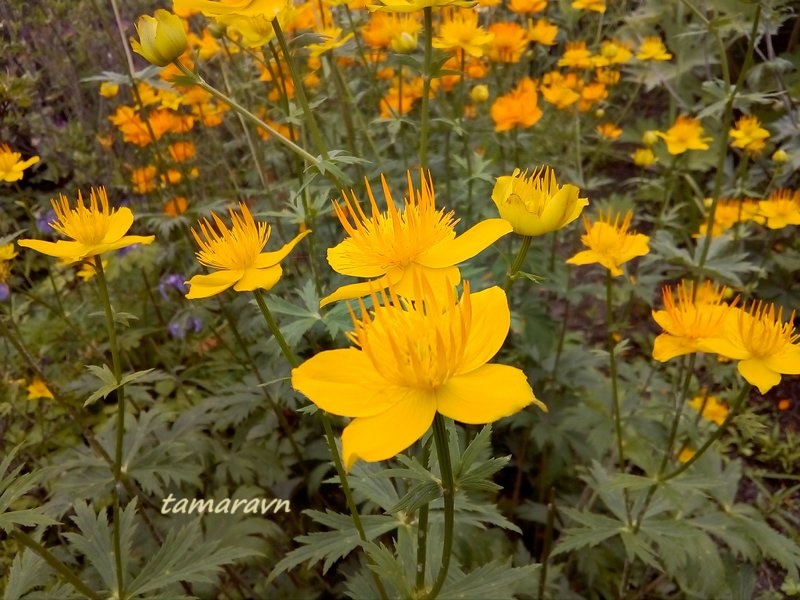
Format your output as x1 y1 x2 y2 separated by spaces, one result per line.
267 511 400 582
126 520 254 596
389 481 441 514
438 560 540 599
3 549 52 600
363 541 412 598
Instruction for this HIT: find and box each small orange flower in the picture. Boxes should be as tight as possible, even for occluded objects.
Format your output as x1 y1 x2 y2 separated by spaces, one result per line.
487 22 528 63
491 78 542 132
165 197 189 216
656 115 711 155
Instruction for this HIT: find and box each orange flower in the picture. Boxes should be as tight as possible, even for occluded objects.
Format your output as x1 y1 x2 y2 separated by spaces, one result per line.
527 18 558 46
131 165 158 194
491 78 542 132
165 197 189 216
558 41 593 69
508 0 546 13
596 122 622 139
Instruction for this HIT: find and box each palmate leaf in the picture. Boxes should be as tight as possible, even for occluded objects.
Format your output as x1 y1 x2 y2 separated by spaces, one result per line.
63 500 138 593
0 445 59 532
3 550 51 600
125 519 255 597
267 510 401 582
551 509 627 557
438 560 540 600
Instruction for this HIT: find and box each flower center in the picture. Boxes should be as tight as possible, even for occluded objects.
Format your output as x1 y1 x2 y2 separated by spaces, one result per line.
351 283 471 389
193 205 268 271
50 189 114 246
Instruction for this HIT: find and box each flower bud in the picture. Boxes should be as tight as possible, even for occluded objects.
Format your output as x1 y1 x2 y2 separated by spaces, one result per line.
772 149 789 163
642 130 659 146
390 31 418 53
131 10 187 67
470 84 489 103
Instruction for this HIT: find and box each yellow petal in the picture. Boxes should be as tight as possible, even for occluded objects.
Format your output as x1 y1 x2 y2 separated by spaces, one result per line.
185 269 243 299
292 348 398 417
765 346 800 374
326 238 388 278
436 364 543 424
342 388 436 470
254 230 311 268
417 219 512 268
102 235 155 253
392 263 460 298
320 272 397 307
738 359 780 394
652 334 696 362
458 287 510 373
101 207 134 243
696 335 749 361
17 239 88 260
233 264 282 292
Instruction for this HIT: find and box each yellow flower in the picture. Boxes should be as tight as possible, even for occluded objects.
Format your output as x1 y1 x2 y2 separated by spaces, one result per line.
558 41 593 69
492 167 588 236
651 280 735 362
470 84 489 103
185 202 310 299
0 244 18 262
571 0 605 12
508 0 546 13
631 147 657 167
131 9 188 67
688 394 728 426
369 0 474 13
656 115 711 155
487 22 528 63
540 71 580 109
636 36 672 61
698 301 800 394
642 130 659 146
18 188 154 261
76 259 108 281
596 39 632 65
527 18 558 45
432 9 494 58
491 77 542 131
321 171 511 306
0 144 40 183
596 122 622 139
292 280 544 469
694 198 763 238
772 149 789 163
27 377 54 400
307 26 354 58
566 210 650 276
677 447 695 463
174 0 290 19
729 115 769 154
99 82 120 98
757 189 800 229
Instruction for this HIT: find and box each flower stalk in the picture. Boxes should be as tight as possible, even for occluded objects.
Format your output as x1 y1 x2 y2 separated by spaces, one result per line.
424 414 455 600
419 7 434 168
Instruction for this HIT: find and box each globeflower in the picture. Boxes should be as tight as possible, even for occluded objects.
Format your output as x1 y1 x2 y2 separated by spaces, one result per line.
18 188 154 261
369 0 474 13
698 301 800 394
656 115 711 155
566 210 649 276
0 144 39 183
636 36 672 61
432 9 494 58
27 378 54 400
491 77 542 131
571 0 605 12
131 9 188 67
321 171 511 306
651 280 736 362
292 280 545 469
729 115 770 155
757 189 800 229
491 167 588 236
688 393 729 426
185 202 310 299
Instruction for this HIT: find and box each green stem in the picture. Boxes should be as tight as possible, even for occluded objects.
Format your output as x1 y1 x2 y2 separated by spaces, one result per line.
419 7 434 169
660 384 749 482
93 256 125 600
606 272 631 525
416 438 432 592
10 530 102 600
696 2 761 270
172 61 341 187
424 415 455 600
252 290 389 600
503 235 533 292
271 19 331 161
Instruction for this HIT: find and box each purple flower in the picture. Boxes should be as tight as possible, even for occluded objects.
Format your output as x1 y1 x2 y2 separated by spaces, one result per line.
0 283 9 301
168 320 185 339
36 209 57 234
159 273 189 300
168 314 203 339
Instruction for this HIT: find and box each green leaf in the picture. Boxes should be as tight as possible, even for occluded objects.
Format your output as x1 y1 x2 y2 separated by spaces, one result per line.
0 445 59 532
3 549 52 600
126 519 255 596
84 366 155 406
438 560 541 599
551 509 627 556
267 510 400 582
